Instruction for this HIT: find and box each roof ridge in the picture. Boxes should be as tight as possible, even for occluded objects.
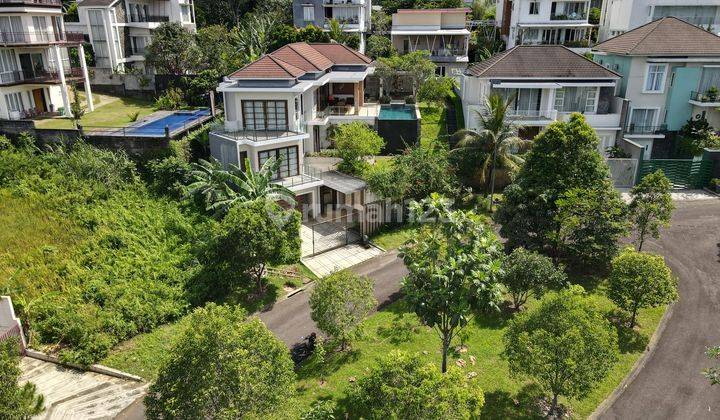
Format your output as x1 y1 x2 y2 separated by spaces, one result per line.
266 55 304 77
284 43 323 71
627 17 664 55
561 45 623 78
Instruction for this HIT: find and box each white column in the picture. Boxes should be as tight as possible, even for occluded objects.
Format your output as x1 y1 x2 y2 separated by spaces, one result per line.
53 45 72 117
78 44 94 112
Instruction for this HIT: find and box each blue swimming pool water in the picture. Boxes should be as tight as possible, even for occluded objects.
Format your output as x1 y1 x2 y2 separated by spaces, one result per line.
378 105 417 121
128 108 211 135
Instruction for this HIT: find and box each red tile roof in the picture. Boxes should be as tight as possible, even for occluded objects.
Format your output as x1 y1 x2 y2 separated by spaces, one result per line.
230 42 372 79
593 17 720 56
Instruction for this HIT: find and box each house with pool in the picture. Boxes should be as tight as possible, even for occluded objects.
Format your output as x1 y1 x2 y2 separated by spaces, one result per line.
209 42 420 220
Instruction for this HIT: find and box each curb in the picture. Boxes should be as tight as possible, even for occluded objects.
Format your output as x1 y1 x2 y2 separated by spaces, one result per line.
25 349 144 382
589 301 676 419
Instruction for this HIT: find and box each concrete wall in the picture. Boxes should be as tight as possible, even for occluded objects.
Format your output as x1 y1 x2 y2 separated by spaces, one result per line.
0 296 26 351
293 0 324 28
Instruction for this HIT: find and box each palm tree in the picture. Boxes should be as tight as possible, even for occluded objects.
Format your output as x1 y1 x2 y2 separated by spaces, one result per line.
186 157 296 217
450 94 528 211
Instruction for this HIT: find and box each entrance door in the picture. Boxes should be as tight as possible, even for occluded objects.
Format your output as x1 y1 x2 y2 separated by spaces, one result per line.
19 53 43 78
320 186 335 217
32 88 46 112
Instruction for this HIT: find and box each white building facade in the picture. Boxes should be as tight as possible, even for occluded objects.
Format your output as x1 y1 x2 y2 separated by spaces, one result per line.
293 0 372 53
0 0 93 119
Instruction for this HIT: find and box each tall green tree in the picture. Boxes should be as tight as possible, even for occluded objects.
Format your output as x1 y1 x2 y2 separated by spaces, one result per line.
333 122 384 175
376 51 435 96
345 350 485 418
499 247 567 310
0 339 45 420
234 13 280 65
401 194 503 372
145 305 295 419
145 22 199 75
495 114 619 258
503 286 618 416
417 76 455 105
608 248 677 328
309 270 377 351
629 170 674 251
195 25 242 75
450 94 527 204
365 34 394 59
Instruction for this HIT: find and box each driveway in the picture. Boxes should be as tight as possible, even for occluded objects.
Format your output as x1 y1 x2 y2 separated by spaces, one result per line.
260 250 408 347
599 198 720 419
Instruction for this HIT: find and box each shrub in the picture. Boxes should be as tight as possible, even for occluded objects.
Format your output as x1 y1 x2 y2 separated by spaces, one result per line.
146 156 191 197
333 122 384 174
154 87 186 110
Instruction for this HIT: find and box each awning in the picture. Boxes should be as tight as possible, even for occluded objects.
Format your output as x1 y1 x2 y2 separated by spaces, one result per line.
492 82 562 88
320 171 367 194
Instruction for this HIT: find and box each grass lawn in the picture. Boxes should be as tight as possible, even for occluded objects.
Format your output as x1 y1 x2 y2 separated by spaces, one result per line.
369 224 420 250
293 290 666 418
419 101 448 148
34 92 155 129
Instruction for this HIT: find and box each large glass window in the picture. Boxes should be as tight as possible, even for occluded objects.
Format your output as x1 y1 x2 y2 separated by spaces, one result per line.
699 67 720 93
653 6 718 26
88 10 110 68
181 5 192 22
630 108 658 129
258 146 299 179
5 91 24 113
303 6 314 22
554 87 598 113
32 16 49 42
0 17 23 43
0 49 18 83
242 100 288 130
644 64 666 93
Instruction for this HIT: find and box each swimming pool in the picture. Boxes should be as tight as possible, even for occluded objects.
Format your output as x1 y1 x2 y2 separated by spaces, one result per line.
378 105 417 121
128 108 212 136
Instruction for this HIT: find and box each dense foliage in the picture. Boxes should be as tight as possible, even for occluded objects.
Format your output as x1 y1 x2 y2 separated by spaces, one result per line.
401 194 503 372
375 51 436 96
333 122 385 174
0 339 45 419
309 270 376 350
503 286 618 416
417 76 456 105
145 304 295 419
499 247 567 310
145 22 199 75
628 170 673 251
608 248 677 328
678 115 720 157
366 35 394 60
345 350 485 419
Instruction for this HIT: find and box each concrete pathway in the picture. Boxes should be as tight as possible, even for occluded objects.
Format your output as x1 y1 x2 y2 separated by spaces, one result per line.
302 243 384 278
19 357 147 420
599 198 720 419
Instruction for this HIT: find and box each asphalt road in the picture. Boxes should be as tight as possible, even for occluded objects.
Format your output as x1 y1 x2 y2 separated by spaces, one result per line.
599 198 720 419
259 250 408 347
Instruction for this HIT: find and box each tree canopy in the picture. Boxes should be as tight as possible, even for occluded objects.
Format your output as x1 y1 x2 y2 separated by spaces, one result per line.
499 247 567 310
345 350 485 419
145 304 295 419
629 170 673 251
145 22 199 75
0 339 45 420
375 51 436 96
503 286 618 416
333 122 384 174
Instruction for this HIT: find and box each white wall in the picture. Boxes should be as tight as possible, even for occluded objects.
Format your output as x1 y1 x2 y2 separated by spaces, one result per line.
223 90 303 133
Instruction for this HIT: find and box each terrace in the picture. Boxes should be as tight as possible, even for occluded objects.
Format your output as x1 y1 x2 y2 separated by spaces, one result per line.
0 0 61 6
0 31 84 45
0 67 83 86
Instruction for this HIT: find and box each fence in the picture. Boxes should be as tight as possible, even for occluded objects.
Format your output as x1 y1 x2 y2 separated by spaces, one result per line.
607 158 639 188
638 159 714 189
303 210 362 257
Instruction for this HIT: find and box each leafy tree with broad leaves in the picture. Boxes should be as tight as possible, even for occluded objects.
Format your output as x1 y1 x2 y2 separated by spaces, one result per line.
195 25 242 76
554 184 629 267
629 170 673 251
495 114 618 260
332 122 384 175
309 270 377 351
365 34 394 59
185 157 296 217
417 76 456 105
234 13 280 65
401 194 503 372
0 338 44 420
145 304 295 419
499 247 567 310
375 51 436 96
145 22 199 75
503 286 618 416
345 350 485 419
213 200 300 292
608 248 677 328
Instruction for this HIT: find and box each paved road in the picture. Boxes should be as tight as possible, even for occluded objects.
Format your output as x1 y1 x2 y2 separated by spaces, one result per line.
259 250 408 346
600 199 720 419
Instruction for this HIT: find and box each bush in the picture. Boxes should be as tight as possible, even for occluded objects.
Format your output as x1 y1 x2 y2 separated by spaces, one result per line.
146 156 191 197
154 87 186 110
366 34 394 59
405 95 416 104
379 95 391 104
333 122 384 174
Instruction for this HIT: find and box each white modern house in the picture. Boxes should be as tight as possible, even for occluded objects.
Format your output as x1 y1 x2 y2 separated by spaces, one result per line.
293 0 372 53
593 16 720 158
599 0 720 41
0 0 93 119
460 45 624 153
390 8 471 78
210 42 379 219
66 0 195 89
496 0 594 49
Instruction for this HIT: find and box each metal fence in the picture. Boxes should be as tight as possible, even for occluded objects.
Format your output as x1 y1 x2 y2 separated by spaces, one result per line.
607 158 639 188
303 210 361 257
638 159 714 190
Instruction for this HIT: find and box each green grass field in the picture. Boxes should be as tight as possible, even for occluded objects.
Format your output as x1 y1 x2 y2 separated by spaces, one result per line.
34 93 155 129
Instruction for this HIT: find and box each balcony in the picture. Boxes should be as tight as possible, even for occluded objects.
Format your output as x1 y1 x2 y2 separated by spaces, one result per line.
689 90 720 107
316 104 379 119
507 109 557 122
550 11 588 21
0 31 84 45
0 0 61 6
625 124 667 135
324 17 360 28
429 47 468 61
212 127 308 143
323 0 364 5
129 15 170 23
0 67 83 85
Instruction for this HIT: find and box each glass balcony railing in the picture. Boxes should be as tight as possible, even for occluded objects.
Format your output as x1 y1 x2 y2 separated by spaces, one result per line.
213 127 307 143
625 124 667 135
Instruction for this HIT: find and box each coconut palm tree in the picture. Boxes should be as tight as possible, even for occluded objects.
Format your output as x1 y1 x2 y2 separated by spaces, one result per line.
186 156 296 217
450 93 528 210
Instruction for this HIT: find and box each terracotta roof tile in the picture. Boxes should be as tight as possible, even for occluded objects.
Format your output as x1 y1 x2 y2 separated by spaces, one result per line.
271 43 334 72
593 17 720 56
306 43 374 65
229 55 305 79
466 45 620 79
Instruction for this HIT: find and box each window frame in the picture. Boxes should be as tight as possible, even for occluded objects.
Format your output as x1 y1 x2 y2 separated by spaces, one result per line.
643 63 668 94
241 99 289 131
257 146 299 179
529 1 540 15
303 5 315 22
629 107 660 131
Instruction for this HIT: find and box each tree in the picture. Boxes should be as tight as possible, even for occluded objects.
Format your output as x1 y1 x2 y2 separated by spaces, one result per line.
145 304 295 419
145 22 199 75
195 25 242 75
417 76 455 105
365 34 394 60
0 339 44 420
186 157 296 217
297 24 331 43
269 24 299 51
234 13 280 65
69 83 85 126
499 247 567 310
401 194 503 372
376 51 436 96
629 170 674 251
193 0 253 27
450 94 528 201
495 114 618 257
554 184 629 266
332 122 384 174
678 114 720 157
470 0 495 20
608 248 677 328
503 286 618 416
213 200 300 292
309 270 377 350
345 350 485 419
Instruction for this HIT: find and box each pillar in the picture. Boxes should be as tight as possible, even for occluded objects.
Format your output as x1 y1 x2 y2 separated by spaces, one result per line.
53 44 72 117
78 44 94 112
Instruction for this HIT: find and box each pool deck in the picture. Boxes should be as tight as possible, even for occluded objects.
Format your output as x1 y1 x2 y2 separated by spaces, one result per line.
82 109 215 138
